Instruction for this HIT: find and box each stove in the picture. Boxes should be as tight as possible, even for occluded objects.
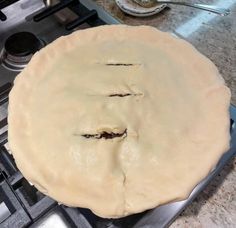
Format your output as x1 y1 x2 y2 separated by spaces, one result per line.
0 0 119 85
0 1 235 227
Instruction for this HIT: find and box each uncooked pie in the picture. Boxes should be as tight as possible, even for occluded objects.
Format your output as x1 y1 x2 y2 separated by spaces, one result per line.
8 25 231 218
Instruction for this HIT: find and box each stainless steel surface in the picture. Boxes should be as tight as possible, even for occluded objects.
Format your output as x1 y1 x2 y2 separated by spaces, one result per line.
44 0 78 24
0 49 32 71
43 0 121 26
79 0 121 24
31 209 92 227
133 0 230 15
32 212 70 227
45 0 121 24
0 202 11 223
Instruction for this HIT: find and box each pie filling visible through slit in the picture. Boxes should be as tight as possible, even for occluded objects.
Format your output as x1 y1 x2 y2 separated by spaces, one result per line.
8 25 231 218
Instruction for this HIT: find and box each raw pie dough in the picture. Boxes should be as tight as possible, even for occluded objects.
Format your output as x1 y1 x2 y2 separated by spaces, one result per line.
8 25 231 218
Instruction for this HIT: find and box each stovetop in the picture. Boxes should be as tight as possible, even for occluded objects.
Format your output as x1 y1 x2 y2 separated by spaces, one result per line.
0 1 235 227
0 0 119 86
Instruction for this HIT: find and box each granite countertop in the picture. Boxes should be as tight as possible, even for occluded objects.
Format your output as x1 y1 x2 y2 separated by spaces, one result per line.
93 1 236 227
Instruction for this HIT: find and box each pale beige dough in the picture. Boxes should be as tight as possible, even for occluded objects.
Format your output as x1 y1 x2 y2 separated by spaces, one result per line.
8 25 231 218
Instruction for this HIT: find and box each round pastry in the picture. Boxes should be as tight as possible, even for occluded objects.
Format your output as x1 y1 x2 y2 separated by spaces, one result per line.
8 25 230 218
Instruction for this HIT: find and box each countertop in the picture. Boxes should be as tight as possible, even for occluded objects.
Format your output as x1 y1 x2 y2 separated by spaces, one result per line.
93 1 236 227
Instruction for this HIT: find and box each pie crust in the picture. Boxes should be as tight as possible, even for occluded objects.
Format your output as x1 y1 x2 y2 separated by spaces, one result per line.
8 25 231 218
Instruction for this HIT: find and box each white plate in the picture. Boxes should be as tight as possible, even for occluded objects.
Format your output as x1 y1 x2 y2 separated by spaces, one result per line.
115 0 167 17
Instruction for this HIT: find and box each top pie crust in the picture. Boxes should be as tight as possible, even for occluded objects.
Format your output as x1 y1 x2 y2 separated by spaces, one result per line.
8 25 231 218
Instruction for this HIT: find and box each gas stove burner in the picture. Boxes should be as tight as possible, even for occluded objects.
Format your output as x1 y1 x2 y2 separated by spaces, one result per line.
0 32 45 72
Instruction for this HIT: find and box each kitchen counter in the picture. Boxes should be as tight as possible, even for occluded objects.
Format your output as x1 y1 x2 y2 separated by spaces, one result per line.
93 1 236 227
